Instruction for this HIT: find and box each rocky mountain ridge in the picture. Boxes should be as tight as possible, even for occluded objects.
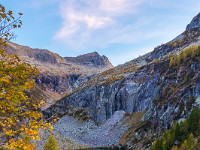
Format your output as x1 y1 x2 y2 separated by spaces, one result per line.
5 42 113 76
43 12 200 149
4 42 113 109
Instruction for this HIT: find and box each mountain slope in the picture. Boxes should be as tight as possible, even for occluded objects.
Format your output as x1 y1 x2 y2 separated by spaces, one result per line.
5 42 113 76
43 12 200 149
4 42 113 109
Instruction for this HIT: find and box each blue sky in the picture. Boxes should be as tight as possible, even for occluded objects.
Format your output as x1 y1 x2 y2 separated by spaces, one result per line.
1 0 200 66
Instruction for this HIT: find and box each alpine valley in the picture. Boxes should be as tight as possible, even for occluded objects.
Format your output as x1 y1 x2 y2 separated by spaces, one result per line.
6 12 200 149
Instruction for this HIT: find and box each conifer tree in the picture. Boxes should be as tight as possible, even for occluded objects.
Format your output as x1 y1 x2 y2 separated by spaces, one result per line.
43 135 59 150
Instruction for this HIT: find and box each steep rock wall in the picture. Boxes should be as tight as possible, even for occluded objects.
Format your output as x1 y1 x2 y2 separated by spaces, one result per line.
44 56 200 130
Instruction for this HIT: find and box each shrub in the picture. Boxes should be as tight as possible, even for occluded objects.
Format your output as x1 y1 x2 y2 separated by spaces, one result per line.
43 134 59 150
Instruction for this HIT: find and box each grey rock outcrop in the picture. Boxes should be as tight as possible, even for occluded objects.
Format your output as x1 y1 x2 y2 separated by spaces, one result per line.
44 12 200 127
43 64 157 123
186 12 200 30
44 52 200 130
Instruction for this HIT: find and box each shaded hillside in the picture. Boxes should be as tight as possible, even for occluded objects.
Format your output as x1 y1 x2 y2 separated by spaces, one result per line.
43 12 200 149
3 42 113 108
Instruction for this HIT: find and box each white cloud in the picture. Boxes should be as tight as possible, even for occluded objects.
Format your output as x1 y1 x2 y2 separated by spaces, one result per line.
53 0 143 41
66 9 112 29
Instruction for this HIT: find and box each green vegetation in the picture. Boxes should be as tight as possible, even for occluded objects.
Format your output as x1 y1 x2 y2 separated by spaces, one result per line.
43 134 59 150
148 45 200 149
151 108 200 150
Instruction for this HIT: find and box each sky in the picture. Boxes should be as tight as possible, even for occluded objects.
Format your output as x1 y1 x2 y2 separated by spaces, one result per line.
1 0 200 66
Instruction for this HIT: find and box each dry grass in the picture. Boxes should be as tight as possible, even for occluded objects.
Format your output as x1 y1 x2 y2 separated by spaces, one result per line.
119 111 145 145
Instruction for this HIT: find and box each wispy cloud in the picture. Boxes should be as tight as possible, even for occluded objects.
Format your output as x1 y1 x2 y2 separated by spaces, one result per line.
53 0 144 44
19 0 200 66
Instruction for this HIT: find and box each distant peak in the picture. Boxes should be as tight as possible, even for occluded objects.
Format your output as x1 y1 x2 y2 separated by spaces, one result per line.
65 51 113 68
81 51 100 56
186 12 200 30
90 51 99 54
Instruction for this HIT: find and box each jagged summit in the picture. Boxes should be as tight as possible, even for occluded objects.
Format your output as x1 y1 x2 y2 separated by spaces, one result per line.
5 42 113 76
65 51 113 68
186 12 200 30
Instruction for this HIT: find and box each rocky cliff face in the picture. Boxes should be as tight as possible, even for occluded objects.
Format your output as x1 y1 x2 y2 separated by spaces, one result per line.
186 12 200 30
43 12 200 148
44 65 159 123
4 42 113 108
44 57 200 122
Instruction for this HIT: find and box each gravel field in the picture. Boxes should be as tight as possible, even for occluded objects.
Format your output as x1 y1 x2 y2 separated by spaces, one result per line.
53 110 129 148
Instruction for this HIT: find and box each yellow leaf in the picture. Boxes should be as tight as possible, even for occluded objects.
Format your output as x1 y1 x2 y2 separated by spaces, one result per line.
49 126 53 131
36 136 40 141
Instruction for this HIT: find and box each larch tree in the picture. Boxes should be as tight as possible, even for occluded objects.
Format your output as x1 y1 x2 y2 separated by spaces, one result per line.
0 4 52 150
169 57 174 67
43 135 59 150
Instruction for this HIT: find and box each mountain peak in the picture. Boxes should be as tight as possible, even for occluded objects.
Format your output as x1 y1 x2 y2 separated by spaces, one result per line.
5 42 113 76
186 12 200 30
65 52 113 68
87 51 99 56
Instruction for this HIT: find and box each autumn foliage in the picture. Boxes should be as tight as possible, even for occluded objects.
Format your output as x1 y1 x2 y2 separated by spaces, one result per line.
0 4 52 150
